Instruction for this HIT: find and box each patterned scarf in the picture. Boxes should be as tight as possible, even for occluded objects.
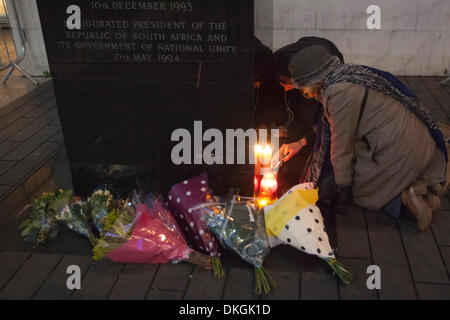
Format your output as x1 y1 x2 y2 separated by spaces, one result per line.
305 64 448 186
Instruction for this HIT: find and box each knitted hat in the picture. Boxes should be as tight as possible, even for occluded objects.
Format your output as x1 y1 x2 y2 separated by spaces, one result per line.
289 45 341 88
273 37 344 79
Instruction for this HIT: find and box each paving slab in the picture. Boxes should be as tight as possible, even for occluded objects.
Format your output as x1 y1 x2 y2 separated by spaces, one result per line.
151 263 194 292
432 210 450 246
0 252 62 300
24 97 57 119
109 264 158 300
400 219 448 284
71 260 123 300
407 77 448 123
0 103 38 131
0 184 12 198
146 288 184 300
423 77 450 120
33 255 92 300
0 142 62 186
422 77 445 89
300 271 338 300
0 251 32 290
184 266 228 300
0 184 28 224
262 270 300 300
336 206 371 259
0 81 52 115
338 258 378 300
8 109 59 142
26 89 54 106
416 283 450 300
263 245 325 273
48 130 64 143
0 160 17 177
2 126 60 161
366 211 417 300
0 117 34 143
0 141 19 158
0 67 51 103
222 267 261 300
440 247 450 277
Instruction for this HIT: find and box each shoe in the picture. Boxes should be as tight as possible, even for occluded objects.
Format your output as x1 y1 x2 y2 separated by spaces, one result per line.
430 184 443 196
412 179 428 196
401 186 433 232
425 193 441 212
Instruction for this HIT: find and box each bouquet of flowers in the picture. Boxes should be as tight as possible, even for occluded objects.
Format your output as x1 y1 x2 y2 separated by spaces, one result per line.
20 189 74 245
168 173 223 277
202 196 276 295
20 188 123 246
265 184 353 285
92 195 211 269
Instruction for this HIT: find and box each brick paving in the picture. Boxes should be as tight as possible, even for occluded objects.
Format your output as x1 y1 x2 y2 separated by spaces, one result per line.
0 78 449 300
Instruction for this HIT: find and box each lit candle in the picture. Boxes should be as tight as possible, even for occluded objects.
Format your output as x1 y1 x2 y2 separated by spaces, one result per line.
260 172 278 196
262 145 272 167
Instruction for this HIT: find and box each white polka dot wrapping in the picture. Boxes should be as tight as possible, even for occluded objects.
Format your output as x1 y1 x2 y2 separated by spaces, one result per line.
167 173 221 258
265 184 353 285
265 183 335 260
277 204 334 259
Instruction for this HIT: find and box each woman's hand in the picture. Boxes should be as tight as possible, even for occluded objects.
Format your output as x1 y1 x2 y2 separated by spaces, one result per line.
278 138 307 162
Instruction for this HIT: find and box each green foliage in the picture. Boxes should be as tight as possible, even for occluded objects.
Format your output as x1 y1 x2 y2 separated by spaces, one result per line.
19 190 73 245
326 258 353 285
91 205 137 261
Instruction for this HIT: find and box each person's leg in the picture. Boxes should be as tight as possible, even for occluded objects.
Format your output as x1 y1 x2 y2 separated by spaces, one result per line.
382 195 402 219
401 181 433 231
317 163 338 205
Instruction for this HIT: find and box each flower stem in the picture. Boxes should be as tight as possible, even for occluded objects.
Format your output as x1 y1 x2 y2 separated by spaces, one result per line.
254 266 277 295
211 257 224 278
326 258 353 285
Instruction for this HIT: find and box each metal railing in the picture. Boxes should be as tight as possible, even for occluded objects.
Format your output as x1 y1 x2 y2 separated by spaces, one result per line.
0 0 38 85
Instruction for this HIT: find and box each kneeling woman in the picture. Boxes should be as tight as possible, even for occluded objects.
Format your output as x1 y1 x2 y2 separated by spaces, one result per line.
285 45 447 231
